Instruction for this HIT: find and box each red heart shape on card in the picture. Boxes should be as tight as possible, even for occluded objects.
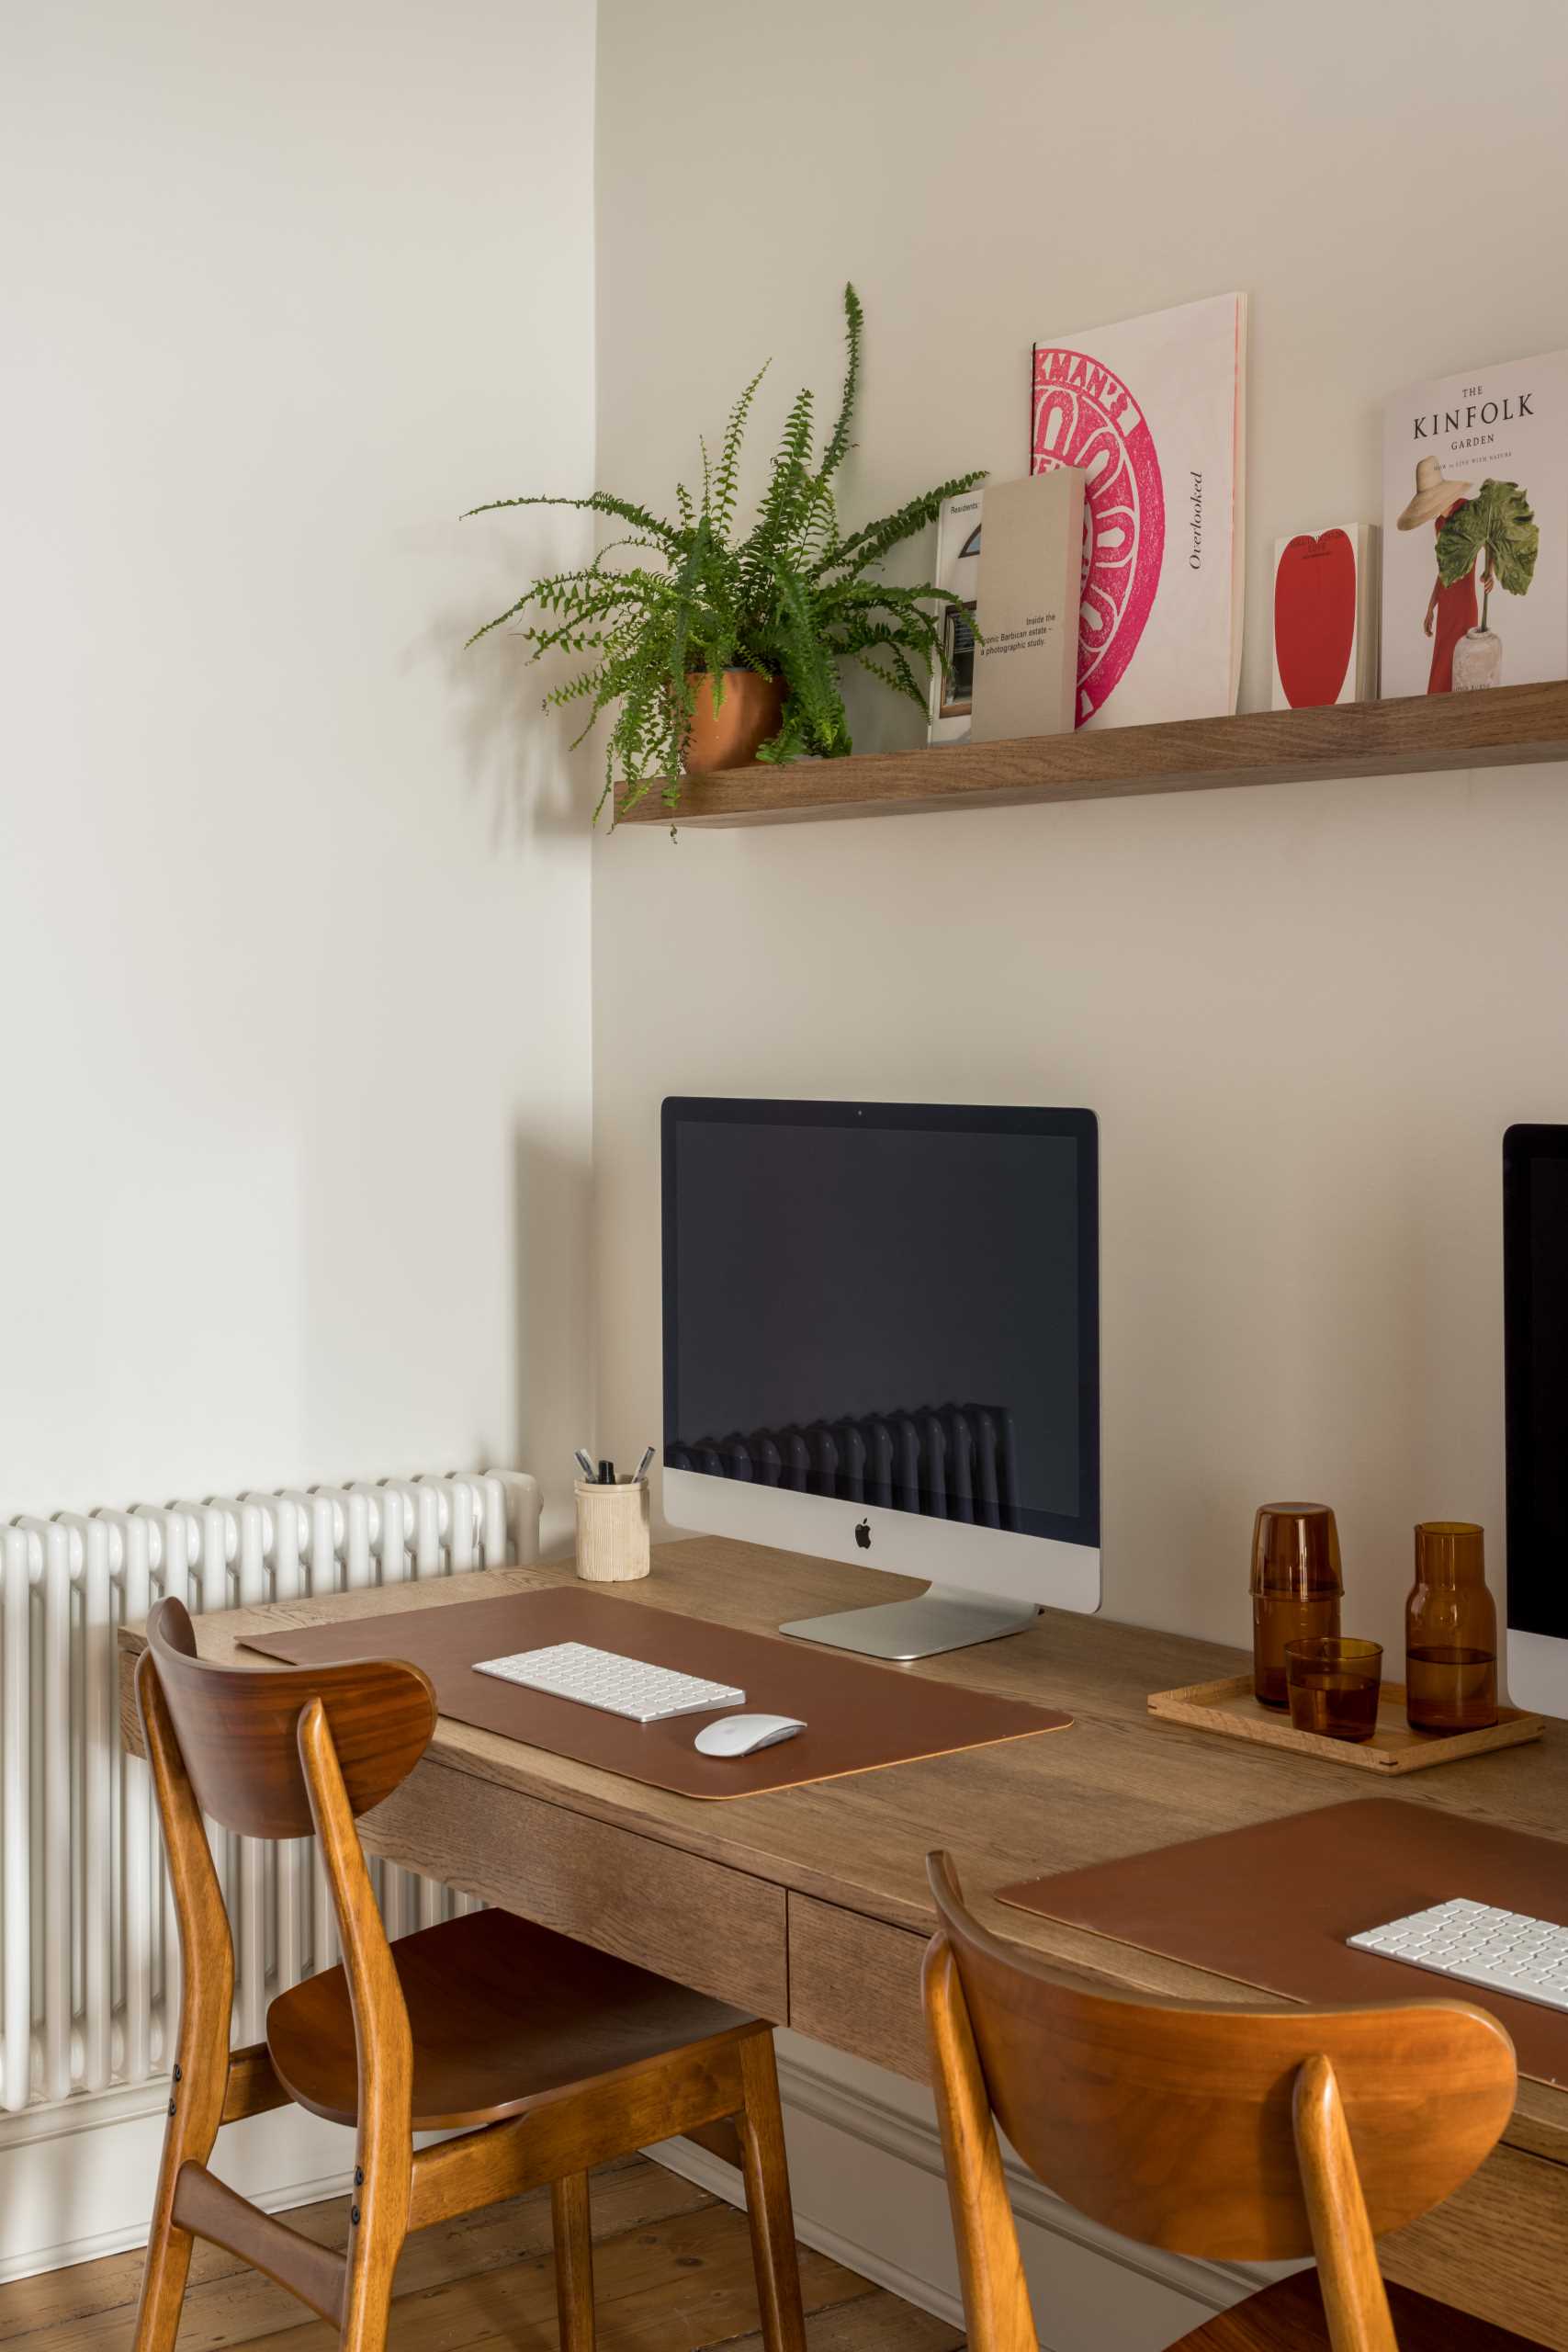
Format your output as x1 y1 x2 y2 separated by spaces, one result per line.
1274 529 1358 707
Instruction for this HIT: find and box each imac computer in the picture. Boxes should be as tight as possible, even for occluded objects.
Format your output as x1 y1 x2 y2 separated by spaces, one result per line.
660 1097 1100 1658
1504 1123 1568 1715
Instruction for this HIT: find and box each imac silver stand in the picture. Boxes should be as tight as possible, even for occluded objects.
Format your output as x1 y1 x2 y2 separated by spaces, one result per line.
779 1584 1040 1661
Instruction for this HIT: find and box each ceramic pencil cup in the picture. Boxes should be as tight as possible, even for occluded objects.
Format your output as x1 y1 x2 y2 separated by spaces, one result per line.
574 1478 651 1582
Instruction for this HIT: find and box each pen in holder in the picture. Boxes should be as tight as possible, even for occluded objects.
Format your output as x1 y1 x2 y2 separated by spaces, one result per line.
574 1477 651 1583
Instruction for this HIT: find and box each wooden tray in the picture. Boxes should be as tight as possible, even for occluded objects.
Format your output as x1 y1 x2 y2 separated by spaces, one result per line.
1147 1672 1542 1774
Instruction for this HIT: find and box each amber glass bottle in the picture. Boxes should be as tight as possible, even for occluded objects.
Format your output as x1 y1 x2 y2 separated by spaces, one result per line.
1405 1521 1498 1733
1250 1503 1343 1709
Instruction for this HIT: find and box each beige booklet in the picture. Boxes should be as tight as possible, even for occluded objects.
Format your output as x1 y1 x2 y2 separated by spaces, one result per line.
971 469 1085 742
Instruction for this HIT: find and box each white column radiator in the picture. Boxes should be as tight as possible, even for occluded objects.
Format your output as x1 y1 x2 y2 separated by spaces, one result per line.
0 1467 540 2119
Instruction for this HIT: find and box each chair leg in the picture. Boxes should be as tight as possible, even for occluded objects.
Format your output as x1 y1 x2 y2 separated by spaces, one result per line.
338 2182 406 2352
735 2032 807 2352
132 1660 235 2352
551 2173 595 2352
132 2150 201 2352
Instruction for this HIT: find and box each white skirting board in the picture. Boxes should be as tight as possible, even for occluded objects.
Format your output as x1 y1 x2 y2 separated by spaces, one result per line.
2 2024 1289 2333
0 2081 356 2284
651 2032 1285 2352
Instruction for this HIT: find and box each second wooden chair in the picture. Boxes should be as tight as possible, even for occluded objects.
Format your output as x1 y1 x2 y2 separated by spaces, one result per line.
923 1849 1540 2352
131 1597 806 2352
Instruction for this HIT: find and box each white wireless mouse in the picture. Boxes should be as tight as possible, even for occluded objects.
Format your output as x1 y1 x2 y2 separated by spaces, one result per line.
694 1713 806 1758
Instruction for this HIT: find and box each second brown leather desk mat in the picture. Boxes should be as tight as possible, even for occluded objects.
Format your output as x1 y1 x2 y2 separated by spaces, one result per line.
999 1797 1568 2088
242 1584 1071 1801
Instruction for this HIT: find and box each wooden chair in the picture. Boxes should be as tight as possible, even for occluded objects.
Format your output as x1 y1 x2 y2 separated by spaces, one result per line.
922 1849 1541 2352
131 1596 806 2352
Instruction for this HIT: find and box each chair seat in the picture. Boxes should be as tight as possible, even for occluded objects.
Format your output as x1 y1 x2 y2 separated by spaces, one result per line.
1170 2268 1542 2351
267 1906 759 2130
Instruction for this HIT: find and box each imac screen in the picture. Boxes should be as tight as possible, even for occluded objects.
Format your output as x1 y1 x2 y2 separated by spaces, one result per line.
662 1100 1099 1547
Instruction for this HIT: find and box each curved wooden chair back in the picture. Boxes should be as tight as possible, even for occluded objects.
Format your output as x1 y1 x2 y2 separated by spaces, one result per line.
923 1851 1518 2352
144 1595 437 1839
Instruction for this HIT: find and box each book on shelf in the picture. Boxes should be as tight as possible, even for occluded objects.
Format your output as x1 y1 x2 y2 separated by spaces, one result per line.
971 470 1085 743
1271 525 1380 708
1029 291 1247 729
927 488 983 744
1382 348 1568 697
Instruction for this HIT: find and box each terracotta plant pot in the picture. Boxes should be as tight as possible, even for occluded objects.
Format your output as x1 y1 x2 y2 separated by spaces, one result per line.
683 671 785 772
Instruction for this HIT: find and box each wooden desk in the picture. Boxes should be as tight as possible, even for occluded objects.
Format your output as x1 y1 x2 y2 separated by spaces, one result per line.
119 1538 1568 2346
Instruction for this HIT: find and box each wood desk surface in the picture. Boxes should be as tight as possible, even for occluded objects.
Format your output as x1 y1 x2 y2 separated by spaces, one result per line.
118 1536 1568 2346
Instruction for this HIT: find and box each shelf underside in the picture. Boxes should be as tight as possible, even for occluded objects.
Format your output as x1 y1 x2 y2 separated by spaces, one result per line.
615 678 1568 830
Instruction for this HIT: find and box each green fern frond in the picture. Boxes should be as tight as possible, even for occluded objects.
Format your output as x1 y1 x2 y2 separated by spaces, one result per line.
462 489 682 548
815 471 987 579
816 283 863 486
712 363 769 542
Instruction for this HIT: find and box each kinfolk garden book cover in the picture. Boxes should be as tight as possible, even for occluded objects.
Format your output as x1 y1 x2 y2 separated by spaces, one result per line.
1029 293 1247 729
1382 350 1566 696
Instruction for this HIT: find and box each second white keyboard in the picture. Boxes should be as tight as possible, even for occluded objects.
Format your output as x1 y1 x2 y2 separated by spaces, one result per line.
473 1640 745 1723
1348 1898 1568 2012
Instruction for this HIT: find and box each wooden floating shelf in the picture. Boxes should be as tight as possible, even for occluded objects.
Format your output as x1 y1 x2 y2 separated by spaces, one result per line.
616 677 1568 830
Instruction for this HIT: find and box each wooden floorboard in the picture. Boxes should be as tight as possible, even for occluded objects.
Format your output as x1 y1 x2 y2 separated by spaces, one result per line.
0 2154 954 2352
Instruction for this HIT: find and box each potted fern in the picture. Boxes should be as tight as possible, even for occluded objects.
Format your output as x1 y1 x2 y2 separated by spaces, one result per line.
466 287 983 821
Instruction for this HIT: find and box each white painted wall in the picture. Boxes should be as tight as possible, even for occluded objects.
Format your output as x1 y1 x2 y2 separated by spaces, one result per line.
1 0 595 2279
591 5 1568 2342
592 0 1568 1662
4 0 596 1548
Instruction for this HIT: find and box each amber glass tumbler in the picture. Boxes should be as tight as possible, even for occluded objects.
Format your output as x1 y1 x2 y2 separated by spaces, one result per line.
1251 1503 1343 1708
1406 1521 1498 1733
1287 1637 1383 1741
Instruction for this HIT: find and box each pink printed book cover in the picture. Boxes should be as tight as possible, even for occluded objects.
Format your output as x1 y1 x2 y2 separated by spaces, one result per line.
1030 293 1247 729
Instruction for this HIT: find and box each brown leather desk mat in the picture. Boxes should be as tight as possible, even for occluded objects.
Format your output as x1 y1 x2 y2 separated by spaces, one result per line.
998 1796 1568 2088
241 1584 1071 1802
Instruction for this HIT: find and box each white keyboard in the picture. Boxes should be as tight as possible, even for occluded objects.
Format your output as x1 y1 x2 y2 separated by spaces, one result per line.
1348 1898 1568 2013
473 1641 745 1723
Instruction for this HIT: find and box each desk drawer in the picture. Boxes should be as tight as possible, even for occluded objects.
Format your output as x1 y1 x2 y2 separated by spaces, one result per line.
364 1760 788 2021
1382 2138 1568 2350
789 1894 930 2082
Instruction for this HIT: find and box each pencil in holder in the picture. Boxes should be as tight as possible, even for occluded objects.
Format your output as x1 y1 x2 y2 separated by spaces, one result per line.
574 1478 651 1582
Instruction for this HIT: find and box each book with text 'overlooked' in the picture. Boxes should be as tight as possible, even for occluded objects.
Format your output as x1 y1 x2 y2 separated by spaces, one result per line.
1029 292 1247 729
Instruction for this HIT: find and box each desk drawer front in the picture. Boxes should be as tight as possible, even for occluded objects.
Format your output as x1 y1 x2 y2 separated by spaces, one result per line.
789 1894 930 2083
364 1761 788 2020
1382 2139 1568 2350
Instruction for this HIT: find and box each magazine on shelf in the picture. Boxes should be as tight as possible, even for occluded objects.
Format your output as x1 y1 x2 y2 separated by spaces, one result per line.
970 470 1085 743
927 488 983 744
1029 292 1247 729
1271 525 1380 708
1381 348 1568 698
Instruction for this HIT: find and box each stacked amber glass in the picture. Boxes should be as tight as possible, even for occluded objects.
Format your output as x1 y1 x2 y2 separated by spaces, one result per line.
1250 1503 1343 1710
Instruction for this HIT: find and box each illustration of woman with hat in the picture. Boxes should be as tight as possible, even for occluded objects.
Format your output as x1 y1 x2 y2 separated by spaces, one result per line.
1397 457 1490 692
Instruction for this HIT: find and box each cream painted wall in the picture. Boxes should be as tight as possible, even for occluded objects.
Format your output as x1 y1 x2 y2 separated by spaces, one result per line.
592 0 1568 1663
4 0 596 1545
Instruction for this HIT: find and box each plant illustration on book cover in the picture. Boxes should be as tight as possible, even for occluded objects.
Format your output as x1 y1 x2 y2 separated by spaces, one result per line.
1382 351 1563 696
1029 293 1247 729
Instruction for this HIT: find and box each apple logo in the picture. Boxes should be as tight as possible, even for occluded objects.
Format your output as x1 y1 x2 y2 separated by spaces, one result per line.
854 1518 872 1550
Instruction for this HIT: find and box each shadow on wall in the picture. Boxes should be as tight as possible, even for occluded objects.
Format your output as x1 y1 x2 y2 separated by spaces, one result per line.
513 1123 593 1557
400 513 595 849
